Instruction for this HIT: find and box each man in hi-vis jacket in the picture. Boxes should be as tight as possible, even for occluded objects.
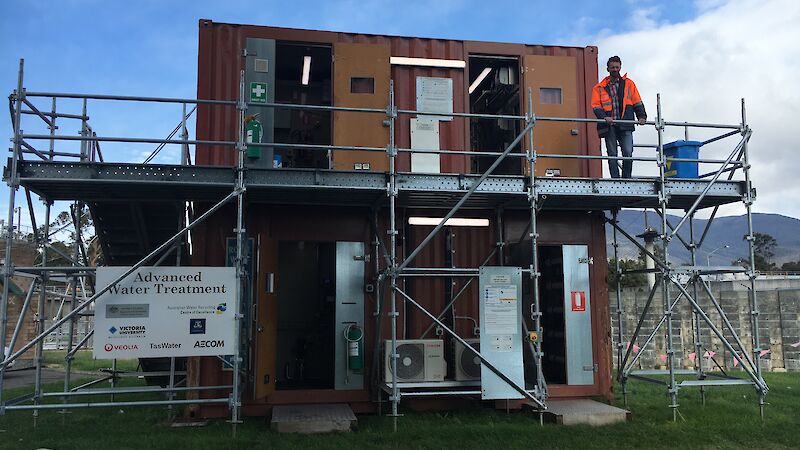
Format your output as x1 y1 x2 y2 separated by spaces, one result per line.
591 56 647 178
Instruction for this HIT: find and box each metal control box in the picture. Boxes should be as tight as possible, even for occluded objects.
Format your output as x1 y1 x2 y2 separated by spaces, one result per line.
478 266 524 399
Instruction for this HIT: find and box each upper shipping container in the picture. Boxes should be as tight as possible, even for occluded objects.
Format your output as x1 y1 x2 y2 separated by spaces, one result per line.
195 20 602 177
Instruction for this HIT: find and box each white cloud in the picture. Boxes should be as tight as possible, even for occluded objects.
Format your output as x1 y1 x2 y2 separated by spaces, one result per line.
628 6 663 30
595 0 800 218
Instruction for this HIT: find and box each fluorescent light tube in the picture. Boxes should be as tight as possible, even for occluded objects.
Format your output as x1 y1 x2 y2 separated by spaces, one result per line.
468 68 492 94
390 57 466 69
408 217 490 227
302 56 311 85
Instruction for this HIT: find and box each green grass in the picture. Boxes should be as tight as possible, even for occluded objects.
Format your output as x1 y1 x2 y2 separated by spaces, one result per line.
0 373 798 449
43 349 140 372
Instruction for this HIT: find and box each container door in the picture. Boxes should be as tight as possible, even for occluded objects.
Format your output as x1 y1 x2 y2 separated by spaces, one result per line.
334 242 365 390
522 55 582 177
244 38 276 168
332 42 390 172
562 245 594 385
255 235 278 398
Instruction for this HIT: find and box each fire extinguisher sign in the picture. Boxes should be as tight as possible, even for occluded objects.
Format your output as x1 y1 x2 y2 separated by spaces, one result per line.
571 291 586 312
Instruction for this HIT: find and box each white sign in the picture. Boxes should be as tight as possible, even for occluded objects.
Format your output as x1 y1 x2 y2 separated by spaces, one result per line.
416 76 453 121
93 267 237 359
483 285 518 335
410 117 440 173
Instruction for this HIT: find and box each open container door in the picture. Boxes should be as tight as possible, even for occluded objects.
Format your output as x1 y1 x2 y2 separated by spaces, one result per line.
562 244 594 385
255 236 278 399
332 42 391 172
522 55 583 177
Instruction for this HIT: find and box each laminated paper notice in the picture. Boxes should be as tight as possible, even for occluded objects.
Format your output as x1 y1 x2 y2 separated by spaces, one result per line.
483 285 518 335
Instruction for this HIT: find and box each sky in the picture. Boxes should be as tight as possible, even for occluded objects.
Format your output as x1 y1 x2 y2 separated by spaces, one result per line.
1 0 798 236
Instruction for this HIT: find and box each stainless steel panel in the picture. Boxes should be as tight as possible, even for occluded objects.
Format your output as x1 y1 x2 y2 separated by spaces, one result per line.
479 266 524 399
562 245 594 385
334 241 365 390
245 38 275 168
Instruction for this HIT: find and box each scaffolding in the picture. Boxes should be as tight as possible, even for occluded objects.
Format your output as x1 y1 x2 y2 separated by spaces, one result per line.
0 58 765 429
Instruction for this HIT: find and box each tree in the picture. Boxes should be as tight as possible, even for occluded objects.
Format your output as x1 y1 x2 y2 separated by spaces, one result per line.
607 258 648 289
734 232 778 271
30 205 101 267
781 260 800 271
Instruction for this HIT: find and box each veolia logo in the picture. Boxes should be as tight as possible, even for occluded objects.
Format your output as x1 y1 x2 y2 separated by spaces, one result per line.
104 343 139 352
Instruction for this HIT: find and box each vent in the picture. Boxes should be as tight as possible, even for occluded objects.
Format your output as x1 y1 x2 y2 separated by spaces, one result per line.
254 58 269 73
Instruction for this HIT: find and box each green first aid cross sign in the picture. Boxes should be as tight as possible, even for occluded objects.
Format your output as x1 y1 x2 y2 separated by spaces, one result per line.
250 82 267 103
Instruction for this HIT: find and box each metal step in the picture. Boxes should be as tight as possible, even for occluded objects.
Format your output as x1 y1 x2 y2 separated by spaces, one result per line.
544 399 630 426
270 404 357 434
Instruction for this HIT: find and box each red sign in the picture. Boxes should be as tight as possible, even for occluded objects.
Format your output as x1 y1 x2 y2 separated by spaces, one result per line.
571 291 586 312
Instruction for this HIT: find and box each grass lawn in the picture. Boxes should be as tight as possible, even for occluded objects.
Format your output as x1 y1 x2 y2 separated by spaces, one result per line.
43 349 140 372
0 372 797 449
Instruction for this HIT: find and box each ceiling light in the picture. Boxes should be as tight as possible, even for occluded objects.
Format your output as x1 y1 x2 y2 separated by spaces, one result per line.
408 217 490 227
468 67 492 94
302 56 311 85
390 56 466 69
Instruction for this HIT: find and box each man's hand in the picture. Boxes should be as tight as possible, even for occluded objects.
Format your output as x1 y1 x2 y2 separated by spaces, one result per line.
604 117 614 124
638 117 647 125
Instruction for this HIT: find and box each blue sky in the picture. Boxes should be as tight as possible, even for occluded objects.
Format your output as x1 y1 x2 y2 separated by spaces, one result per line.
1 0 798 235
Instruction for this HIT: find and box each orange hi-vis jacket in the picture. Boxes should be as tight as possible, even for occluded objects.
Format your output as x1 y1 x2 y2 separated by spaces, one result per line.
591 74 646 137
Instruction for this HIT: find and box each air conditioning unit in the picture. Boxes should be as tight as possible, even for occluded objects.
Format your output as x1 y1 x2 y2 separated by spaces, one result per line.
384 339 446 383
454 338 481 381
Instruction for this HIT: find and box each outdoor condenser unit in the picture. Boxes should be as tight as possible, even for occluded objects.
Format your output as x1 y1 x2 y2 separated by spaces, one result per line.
384 339 446 383
454 338 482 381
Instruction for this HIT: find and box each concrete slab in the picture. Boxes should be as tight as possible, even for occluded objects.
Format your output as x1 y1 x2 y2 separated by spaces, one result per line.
543 399 630 426
271 404 357 434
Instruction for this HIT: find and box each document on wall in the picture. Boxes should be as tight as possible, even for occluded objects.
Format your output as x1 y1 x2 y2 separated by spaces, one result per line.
416 76 453 121
483 285 518 335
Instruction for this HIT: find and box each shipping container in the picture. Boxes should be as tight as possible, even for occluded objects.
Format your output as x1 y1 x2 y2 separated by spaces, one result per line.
188 20 609 418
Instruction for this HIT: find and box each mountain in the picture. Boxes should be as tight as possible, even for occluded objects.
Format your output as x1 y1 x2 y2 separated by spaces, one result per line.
605 211 800 266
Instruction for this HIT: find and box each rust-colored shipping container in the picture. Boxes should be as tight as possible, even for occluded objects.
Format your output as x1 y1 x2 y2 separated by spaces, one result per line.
189 20 609 418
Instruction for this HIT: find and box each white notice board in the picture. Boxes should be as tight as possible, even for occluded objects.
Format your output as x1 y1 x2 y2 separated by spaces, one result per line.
410 117 441 173
416 76 453 121
93 267 237 359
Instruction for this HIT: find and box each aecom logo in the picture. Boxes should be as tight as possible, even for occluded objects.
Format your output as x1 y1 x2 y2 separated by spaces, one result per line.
104 343 139 352
194 340 224 348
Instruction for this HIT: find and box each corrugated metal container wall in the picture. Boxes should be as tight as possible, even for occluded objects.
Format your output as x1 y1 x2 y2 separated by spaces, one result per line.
196 21 600 174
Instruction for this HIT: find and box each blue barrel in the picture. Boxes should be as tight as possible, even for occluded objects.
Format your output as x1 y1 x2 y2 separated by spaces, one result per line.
663 140 702 178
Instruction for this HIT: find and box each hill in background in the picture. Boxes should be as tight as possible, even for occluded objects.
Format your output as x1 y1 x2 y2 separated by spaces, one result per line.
605 211 800 265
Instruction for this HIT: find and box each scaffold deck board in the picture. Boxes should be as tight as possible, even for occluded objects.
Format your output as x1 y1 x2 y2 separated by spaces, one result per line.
10 161 747 211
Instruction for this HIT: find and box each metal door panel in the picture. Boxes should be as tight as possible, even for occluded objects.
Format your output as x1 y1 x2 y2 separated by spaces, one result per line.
334 241 365 390
562 245 594 385
245 38 276 167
